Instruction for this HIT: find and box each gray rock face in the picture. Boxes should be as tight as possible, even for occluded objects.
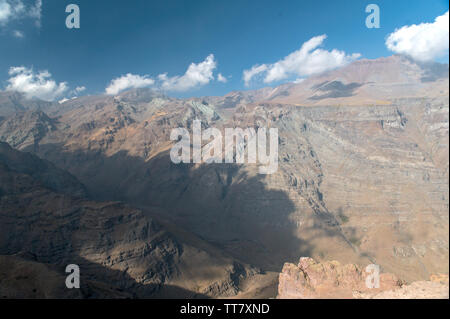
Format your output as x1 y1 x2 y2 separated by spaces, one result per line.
0 91 55 118
0 111 57 151
272 97 449 281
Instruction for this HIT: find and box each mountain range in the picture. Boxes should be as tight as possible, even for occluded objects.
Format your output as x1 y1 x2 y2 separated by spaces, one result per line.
0 55 448 298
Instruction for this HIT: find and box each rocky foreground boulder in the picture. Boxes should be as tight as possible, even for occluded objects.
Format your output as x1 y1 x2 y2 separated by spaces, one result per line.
278 257 449 299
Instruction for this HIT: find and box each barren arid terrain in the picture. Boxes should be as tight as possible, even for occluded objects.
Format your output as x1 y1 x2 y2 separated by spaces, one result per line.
0 55 448 298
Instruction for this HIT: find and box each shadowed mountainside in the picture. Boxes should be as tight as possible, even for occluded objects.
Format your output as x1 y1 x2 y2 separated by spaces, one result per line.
0 142 284 298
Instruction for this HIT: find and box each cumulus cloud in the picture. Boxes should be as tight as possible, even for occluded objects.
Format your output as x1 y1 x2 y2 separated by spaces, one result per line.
243 35 361 86
74 86 86 94
12 29 23 38
6 66 69 101
28 0 41 26
105 54 218 94
57 86 87 103
0 0 41 27
0 0 22 25
386 11 449 62
105 73 155 95
217 73 228 83
159 54 217 91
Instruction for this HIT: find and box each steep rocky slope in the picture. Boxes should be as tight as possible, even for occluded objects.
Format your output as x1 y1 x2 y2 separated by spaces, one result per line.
0 142 262 298
0 142 87 197
0 254 134 299
0 110 57 151
0 91 55 118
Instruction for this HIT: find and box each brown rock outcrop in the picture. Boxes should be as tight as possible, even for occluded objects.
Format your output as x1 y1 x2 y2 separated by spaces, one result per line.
278 257 449 299
278 257 402 298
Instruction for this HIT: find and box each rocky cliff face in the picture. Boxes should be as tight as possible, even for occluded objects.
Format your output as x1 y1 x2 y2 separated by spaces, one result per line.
0 110 58 153
277 257 449 299
0 91 55 118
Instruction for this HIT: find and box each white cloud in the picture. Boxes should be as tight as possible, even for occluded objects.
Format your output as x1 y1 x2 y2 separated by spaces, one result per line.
386 11 449 62
12 29 23 38
28 0 41 27
74 86 85 94
0 1 11 24
105 54 218 94
58 86 87 103
58 96 77 104
243 64 268 87
159 54 217 91
293 78 305 84
0 0 21 25
6 66 69 101
0 0 41 27
243 35 361 86
105 73 155 95
217 73 228 83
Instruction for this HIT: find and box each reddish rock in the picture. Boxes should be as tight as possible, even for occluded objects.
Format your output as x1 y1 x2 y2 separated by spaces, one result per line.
278 257 402 299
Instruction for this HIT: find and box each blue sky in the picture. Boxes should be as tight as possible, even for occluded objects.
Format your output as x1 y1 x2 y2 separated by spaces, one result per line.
0 0 448 100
